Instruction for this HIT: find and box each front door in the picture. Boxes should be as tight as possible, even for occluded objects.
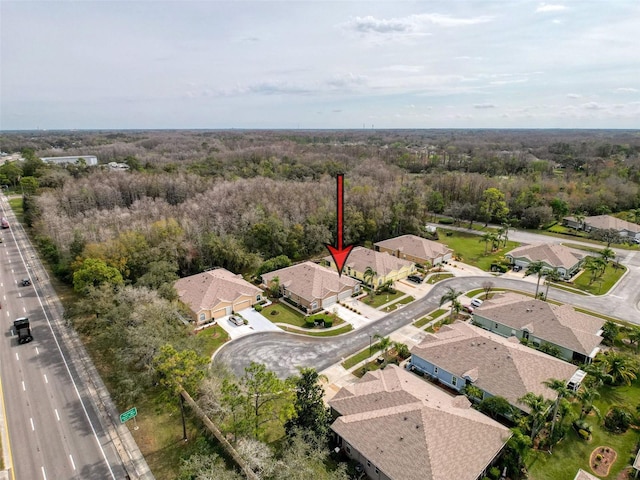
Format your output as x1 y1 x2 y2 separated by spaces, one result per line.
225 306 233 315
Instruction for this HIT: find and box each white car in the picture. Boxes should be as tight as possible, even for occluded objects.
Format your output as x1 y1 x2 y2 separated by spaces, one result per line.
470 298 483 308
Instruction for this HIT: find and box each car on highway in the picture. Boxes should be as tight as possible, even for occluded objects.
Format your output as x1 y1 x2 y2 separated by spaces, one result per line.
20 278 31 286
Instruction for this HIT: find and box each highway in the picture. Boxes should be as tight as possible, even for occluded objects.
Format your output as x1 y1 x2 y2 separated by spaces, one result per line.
0 209 127 479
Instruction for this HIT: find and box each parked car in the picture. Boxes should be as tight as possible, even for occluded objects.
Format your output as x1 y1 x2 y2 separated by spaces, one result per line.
462 305 474 314
407 275 423 283
229 315 244 326
512 265 523 272
470 298 483 308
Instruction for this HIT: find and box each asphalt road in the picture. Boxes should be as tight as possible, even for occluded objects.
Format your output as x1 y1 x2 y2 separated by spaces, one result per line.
0 217 126 478
215 231 640 379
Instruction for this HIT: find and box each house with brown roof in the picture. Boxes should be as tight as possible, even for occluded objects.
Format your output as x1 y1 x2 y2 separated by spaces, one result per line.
472 292 604 364
329 365 511 480
174 268 263 325
505 243 587 279
374 234 453 267
261 261 360 314
409 322 583 413
563 214 640 241
574 469 600 480
324 246 417 288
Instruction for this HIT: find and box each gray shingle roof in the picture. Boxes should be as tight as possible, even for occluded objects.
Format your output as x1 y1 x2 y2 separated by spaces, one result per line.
330 365 511 480
261 261 359 304
374 235 452 263
411 323 579 412
506 243 585 269
324 246 414 277
474 292 604 356
585 214 640 233
574 469 601 480
174 268 262 313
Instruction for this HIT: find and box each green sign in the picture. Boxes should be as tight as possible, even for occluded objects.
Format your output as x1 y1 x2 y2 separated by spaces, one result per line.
120 407 138 423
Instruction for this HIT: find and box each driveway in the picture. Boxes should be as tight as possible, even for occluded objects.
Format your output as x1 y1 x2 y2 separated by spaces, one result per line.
216 309 282 340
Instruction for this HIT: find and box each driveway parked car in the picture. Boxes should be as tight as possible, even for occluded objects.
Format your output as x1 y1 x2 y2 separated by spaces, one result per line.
407 275 423 283
512 265 523 272
470 298 483 308
462 305 474 314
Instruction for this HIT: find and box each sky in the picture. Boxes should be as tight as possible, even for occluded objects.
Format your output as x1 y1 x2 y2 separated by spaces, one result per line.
1 1 639 130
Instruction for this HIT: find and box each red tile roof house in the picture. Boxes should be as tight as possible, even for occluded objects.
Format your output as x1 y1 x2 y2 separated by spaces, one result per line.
261 261 360 314
374 234 453 268
174 268 263 325
323 246 417 289
409 322 583 414
329 365 511 480
505 243 587 280
472 292 604 364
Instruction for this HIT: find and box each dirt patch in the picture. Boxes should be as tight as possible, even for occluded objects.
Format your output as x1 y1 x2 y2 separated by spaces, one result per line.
616 466 634 480
590 446 617 477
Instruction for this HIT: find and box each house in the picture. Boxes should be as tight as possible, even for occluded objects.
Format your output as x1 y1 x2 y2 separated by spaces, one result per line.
574 469 600 480
472 292 604 364
408 322 583 413
329 365 511 480
261 261 360 314
324 246 416 288
563 214 640 241
174 268 263 325
40 155 98 166
374 234 453 267
505 243 587 279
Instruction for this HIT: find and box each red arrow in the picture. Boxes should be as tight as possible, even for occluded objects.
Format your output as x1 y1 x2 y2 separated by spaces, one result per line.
326 173 354 277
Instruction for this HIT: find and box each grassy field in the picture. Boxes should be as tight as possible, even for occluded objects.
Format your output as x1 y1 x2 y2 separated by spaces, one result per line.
527 381 640 480
195 325 230 357
260 302 341 328
385 295 415 310
571 264 626 295
7 197 23 223
279 324 352 336
425 273 454 283
341 342 383 369
437 229 519 271
413 308 448 328
361 289 405 308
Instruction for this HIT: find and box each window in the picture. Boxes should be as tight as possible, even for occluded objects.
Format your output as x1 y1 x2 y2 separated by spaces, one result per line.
452 376 457 386
375 468 379 474
494 323 499 328
345 445 351 454
199 313 206 322
367 461 371 467
434 366 439 374
256 294 261 302
311 302 317 310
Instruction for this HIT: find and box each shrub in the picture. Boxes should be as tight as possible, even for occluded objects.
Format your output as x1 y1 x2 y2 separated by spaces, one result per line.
595 454 603 461
270 310 279 316
323 319 333 328
578 429 590 440
254 304 263 312
604 406 633 433
305 318 318 328
488 466 501 479
439 218 454 225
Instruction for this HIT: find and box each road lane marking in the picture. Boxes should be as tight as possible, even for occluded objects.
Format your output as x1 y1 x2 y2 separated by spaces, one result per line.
36 346 39 355
69 454 76 470
30 418 34 431
54 409 60 421
41 466 47 480
22 307 26 313
21 381 25 391
43 374 48 384
15 352 19 361
17 293 21 297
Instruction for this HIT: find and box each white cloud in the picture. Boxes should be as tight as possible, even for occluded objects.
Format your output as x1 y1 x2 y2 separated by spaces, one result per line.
536 4 567 13
616 87 638 93
344 12 493 36
348 15 413 34
413 13 494 27
582 102 605 110
474 103 496 109
567 93 582 98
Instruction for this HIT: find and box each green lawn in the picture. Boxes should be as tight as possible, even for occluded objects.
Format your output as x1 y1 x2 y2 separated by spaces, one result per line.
280 324 352 336
8 197 24 224
413 308 449 328
571 264 626 295
261 302 341 328
341 342 383 369
385 295 415 310
361 289 405 308
437 229 520 271
195 325 230 357
527 382 640 480
426 273 454 283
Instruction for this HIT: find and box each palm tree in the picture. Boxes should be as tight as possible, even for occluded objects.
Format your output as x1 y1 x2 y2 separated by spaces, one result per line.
628 327 640 352
518 392 553 442
543 378 573 438
583 256 605 284
439 286 463 320
574 212 586 230
543 268 562 301
524 261 546 298
582 362 613 389
363 266 376 289
576 386 601 419
479 232 496 255
374 334 391 362
500 222 510 247
596 351 639 386
462 384 484 403
600 247 615 265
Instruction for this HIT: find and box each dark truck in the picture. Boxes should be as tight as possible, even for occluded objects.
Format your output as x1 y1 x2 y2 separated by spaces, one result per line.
14 317 33 344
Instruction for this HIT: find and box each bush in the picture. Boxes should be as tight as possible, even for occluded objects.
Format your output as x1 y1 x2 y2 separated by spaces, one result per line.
604 406 633 433
578 429 590 440
488 466 501 480
323 319 333 328
254 304 263 312
306 318 318 328
439 218 455 225
270 310 279 316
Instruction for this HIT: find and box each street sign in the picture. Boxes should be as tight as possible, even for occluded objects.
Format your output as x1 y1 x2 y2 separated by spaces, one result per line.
120 407 138 424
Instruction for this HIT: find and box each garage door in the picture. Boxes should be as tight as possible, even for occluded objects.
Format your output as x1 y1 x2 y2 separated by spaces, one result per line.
337 290 352 301
322 295 337 308
234 299 251 312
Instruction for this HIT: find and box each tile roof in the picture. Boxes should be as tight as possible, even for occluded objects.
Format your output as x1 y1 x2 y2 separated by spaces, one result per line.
584 215 640 233
374 235 452 262
330 365 511 480
506 243 586 269
324 246 414 277
174 268 262 313
261 261 359 304
474 292 604 356
411 323 579 412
